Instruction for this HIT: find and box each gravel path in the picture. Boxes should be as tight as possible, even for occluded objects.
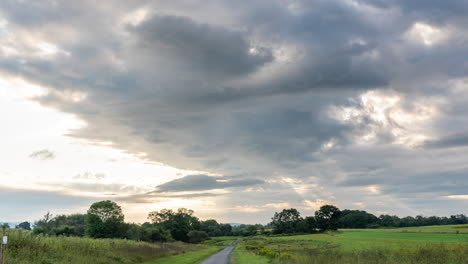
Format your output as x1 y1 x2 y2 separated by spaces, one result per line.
200 239 241 264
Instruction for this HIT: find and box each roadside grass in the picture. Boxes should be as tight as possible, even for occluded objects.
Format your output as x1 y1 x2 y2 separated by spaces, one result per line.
231 240 270 264
143 246 221 264
6 229 193 264
204 236 239 247
144 236 239 264
232 226 468 264
6 229 238 264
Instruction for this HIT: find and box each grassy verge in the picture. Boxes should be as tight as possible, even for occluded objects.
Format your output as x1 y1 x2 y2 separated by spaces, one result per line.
5 229 238 264
144 246 221 264
231 240 270 264
143 236 239 264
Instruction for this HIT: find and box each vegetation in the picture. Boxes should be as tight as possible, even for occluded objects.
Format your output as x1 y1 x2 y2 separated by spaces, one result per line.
86 200 126 239
14 222 31 231
233 226 468 264
144 237 239 264
5 229 238 264
6 200 466 263
5 229 199 264
270 205 468 234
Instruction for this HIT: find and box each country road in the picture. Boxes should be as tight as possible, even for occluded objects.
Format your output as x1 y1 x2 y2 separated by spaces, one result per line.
200 239 241 264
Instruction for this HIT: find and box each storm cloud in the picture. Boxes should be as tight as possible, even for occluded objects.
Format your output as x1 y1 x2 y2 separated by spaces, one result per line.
155 174 264 192
1 0 468 222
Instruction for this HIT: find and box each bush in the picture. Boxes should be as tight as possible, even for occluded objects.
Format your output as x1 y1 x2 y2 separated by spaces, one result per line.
32 227 45 235
52 225 76 236
187 230 209 243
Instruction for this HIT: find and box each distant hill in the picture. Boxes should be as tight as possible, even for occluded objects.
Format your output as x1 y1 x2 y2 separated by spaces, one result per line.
228 223 242 227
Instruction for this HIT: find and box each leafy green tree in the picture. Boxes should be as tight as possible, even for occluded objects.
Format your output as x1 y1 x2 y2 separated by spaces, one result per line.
187 230 209 243
125 223 172 242
271 208 302 234
244 225 258 236
85 200 126 238
16 221 31 230
219 223 233 236
52 225 76 236
339 210 380 228
379 214 400 227
200 219 222 236
315 205 341 231
148 208 200 242
297 216 317 233
33 213 85 236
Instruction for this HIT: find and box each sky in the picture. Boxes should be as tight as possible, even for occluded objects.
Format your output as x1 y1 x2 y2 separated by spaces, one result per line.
0 0 467 224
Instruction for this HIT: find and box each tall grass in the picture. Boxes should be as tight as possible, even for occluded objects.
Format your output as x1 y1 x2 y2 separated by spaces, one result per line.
291 243 468 264
239 234 468 264
5 230 197 264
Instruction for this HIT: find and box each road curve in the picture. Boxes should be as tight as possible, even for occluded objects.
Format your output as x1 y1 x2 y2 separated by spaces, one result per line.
200 239 241 264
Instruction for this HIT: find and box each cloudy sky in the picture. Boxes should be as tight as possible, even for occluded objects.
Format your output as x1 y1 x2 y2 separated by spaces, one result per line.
1 0 467 224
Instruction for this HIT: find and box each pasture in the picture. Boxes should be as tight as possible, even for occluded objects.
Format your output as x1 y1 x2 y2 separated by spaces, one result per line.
232 225 468 264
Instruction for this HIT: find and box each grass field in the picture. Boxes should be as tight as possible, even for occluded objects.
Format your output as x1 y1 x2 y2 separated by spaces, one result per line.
232 225 468 264
5 230 237 264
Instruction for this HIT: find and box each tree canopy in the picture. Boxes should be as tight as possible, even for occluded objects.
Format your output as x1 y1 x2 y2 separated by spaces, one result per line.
85 200 126 238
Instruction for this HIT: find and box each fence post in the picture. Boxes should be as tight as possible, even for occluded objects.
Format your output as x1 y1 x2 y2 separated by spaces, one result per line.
1 226 6 264
278 245 282 264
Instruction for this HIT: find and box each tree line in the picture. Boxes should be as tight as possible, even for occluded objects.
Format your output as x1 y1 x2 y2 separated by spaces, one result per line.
14 200 468 242
26 200 264 243
270 205 468 234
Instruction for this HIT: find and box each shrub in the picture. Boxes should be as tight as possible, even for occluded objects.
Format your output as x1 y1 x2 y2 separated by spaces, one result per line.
187 230 209 244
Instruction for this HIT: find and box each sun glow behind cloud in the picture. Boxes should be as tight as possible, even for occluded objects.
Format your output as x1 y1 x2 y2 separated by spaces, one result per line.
330 90 439 147
0 76 203 221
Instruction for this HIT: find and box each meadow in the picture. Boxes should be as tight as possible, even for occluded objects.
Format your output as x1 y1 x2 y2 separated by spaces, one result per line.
232 225 468 264
4 230 235 264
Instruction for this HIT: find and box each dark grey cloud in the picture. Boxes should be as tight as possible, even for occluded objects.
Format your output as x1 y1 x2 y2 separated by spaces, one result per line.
423 133 468 149
1 0 468 221
155 174 264 192
29 149 56 160
130 14 273 77
118 192 222 204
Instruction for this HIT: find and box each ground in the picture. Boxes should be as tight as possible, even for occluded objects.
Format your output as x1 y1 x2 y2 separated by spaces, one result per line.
231 225 468 264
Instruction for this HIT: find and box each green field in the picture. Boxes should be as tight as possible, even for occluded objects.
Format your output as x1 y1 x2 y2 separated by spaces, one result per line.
232 225 468 264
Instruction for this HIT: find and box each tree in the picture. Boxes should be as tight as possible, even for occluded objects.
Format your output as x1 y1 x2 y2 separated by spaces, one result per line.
16 221 31 230
339 210 380 228
33 213 85 236
315 205 341 231
125 224 172 242
219 223 233 236
85 200 126 238
187 230 209 243
271 208 302 234
148 208 200 242
297 216 317 233
200 219 222 236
